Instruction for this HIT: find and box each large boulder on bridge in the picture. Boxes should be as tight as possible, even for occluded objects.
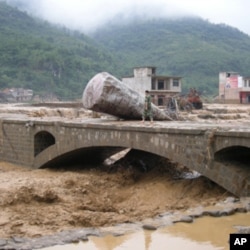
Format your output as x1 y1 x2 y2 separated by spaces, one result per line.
82 72 172 121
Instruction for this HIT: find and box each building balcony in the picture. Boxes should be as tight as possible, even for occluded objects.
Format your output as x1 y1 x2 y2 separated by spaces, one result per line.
240 87 250 92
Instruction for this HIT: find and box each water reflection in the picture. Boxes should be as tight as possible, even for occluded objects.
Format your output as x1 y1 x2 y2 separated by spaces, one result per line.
40 231 219 250
92 233 145 250
90 231 221 250
40 213 250 250
163 212 250 249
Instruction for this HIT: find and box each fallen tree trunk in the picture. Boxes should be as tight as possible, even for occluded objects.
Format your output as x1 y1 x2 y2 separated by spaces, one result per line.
82 72 173 121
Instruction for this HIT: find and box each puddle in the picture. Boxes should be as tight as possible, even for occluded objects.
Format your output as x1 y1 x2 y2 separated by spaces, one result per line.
39 212 250 250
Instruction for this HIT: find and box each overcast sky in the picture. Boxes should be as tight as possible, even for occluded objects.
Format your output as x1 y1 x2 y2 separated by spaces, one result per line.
4 0 250 35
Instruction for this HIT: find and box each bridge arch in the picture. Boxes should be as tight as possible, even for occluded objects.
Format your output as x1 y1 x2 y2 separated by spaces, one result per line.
214 134 250 153
214 146 250 164
34 131 55 156
34 144 127 168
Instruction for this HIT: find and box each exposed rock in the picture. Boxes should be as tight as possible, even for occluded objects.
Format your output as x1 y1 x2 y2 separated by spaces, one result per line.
189 212 203 218
142 224 158 230
0 239 7 246
224 197 239 203
202 210 221 217
235 226 250 234
235 207 248 213
219 207 236 216
173 215 193 223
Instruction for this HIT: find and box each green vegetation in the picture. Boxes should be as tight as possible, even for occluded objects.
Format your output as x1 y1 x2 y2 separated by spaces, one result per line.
0 2 120 100
2 1 250 99
92 17 250 96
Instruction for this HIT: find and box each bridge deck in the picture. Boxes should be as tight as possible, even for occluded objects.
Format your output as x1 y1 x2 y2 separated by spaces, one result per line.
1 110 250 133
1 114 250 148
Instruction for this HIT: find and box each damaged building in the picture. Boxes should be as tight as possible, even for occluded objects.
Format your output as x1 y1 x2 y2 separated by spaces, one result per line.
0 88 33 103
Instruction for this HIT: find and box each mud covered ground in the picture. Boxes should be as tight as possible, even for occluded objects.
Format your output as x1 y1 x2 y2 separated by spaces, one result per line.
0 103 249 240
0 158 229 239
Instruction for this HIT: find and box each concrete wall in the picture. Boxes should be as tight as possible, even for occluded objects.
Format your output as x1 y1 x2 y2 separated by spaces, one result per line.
122 75 152 95
0 120 34 166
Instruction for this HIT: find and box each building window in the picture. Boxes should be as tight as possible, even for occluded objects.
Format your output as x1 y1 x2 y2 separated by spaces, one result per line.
248 95 250 103
173 79 179 87
158 80 164 90
158 97 164 106
244 80 250 87
157 95 165 106
151 80 156 90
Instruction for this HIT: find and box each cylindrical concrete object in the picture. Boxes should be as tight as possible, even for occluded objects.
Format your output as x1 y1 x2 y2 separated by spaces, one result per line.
82 72 172 120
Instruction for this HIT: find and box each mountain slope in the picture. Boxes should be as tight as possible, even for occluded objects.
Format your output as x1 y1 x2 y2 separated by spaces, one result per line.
0 2 120 100
91 17 250 96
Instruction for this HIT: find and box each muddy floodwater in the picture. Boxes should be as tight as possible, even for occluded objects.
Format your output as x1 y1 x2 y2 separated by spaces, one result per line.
40 213 250 250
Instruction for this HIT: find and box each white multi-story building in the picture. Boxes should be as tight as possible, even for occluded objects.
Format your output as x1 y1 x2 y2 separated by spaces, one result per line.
122 66 182 106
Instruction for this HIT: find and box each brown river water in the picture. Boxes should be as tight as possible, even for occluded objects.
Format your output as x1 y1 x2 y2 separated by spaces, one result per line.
40 213 250 250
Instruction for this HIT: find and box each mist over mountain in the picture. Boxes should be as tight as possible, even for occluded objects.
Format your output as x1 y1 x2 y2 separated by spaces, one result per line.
2 0 196 33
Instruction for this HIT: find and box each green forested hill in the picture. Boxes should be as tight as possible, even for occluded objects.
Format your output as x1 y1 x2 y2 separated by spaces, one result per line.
0 2 120 100
91 17 250 96
2 0 250 100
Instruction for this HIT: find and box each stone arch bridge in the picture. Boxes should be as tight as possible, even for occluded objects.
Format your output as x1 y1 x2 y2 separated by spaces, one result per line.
0 118 249 197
